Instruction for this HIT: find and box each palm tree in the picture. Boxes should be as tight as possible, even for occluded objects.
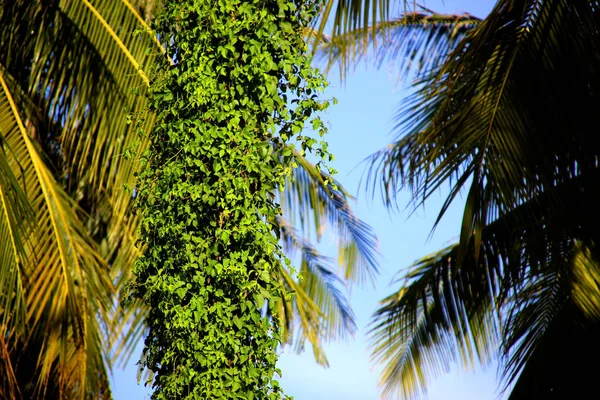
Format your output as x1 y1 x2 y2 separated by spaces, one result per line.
0 1 378 398
317 0 600 398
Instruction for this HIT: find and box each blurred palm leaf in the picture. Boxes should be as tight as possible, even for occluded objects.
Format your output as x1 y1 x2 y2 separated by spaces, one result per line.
278 216 356 366
315 0 392 50
269 146 379 366
281 150 379 286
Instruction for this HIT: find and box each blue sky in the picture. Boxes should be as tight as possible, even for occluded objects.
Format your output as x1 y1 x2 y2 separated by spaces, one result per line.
111 1 502 398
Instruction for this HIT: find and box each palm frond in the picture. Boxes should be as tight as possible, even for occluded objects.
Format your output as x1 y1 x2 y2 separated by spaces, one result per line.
0 1 168 396
277 216 356 366
1 0 165 374
281 150 379 286
0 73 31 400
572 242 600 321
0 72 31 342
370 241 500 399
353 1 600 398
314 0 392 49
500 268 568 391
505 301 600 399
503 241 600 398
0 65 114 398
367 0 600 258
368 172 600 398
314 10 481 81
278 266 329 366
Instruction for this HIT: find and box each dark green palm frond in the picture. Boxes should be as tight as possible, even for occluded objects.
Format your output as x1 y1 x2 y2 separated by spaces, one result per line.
358 1 600 398
505 301 600 399
500 268 569 391
281 150 379 286
368 0 600 259
504 241 600 399
315 10 481 81
368 171 600 399
278 216 356 366
506 308 600 399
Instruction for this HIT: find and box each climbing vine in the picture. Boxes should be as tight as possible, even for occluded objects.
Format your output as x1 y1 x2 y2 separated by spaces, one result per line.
130 0 333 398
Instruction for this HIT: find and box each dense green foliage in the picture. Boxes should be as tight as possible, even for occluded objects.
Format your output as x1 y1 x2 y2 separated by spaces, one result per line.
131 0 335 398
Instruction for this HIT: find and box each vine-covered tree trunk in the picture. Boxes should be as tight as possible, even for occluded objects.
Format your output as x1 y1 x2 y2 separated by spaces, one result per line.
131 0 332 398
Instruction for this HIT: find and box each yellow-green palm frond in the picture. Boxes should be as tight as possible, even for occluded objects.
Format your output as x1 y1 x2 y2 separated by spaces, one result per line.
571 242 600 322
0 0 164 397
278 265 328 366
0 0 158 268
0 89 31 340
0 64 113 399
